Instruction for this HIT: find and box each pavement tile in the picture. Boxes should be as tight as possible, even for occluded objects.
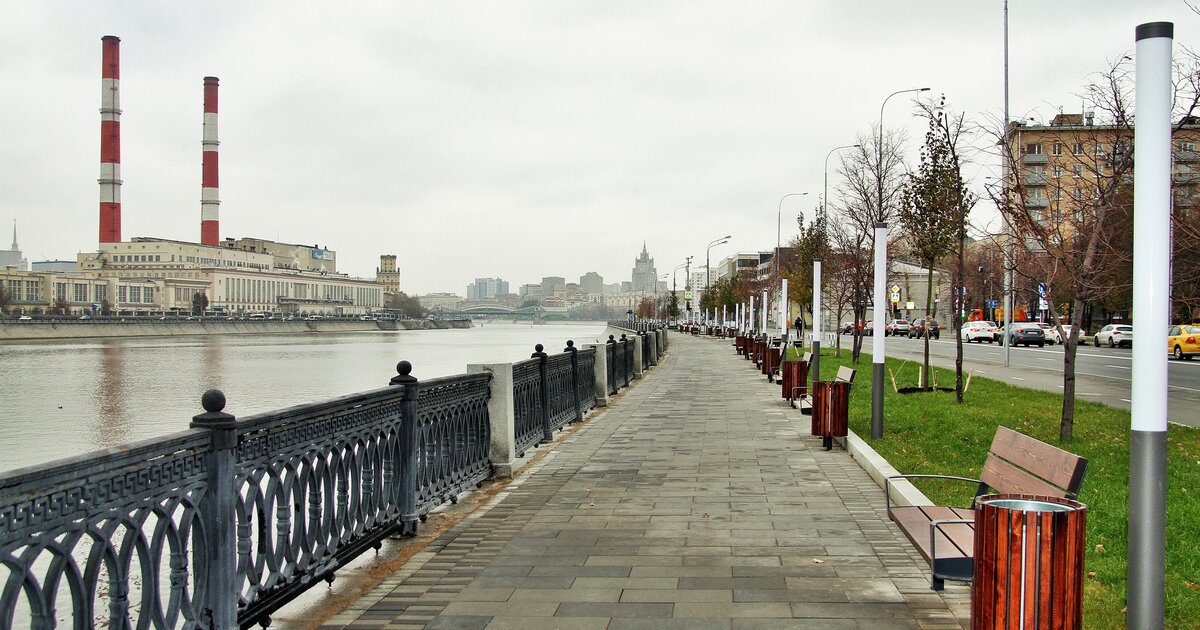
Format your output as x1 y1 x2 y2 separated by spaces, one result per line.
555 602 673 618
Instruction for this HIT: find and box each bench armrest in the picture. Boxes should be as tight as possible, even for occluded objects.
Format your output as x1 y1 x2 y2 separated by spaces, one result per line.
929 518 974 569
885 474 982 513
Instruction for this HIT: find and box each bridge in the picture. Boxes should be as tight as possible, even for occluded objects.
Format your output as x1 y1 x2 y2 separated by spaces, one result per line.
434 304 567 320
0 327 970 629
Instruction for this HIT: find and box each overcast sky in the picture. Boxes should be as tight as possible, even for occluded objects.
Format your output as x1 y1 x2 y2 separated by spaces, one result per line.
2 1 1195 295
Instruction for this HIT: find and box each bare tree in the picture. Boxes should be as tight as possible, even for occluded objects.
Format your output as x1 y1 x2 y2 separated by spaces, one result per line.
836 127 910 362
984 55 1200 440
0 284 12 315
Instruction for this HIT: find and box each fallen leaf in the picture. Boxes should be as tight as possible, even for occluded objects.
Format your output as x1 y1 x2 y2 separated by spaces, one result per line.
1087 572 1096 578
702 513 710 519
1095 544 1106 554
1186 582 1200 592
811 558 825 564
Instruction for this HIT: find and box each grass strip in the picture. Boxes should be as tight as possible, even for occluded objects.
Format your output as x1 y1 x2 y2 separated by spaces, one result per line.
782 343 1199 629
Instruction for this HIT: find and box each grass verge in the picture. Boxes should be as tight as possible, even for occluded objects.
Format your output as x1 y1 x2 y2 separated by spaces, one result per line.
784 344 1200 629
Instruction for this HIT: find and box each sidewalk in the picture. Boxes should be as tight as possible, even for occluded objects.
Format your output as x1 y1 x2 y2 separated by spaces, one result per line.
319 333 969 629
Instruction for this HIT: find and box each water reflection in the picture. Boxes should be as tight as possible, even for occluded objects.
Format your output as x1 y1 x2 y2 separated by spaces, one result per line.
1 322 608 472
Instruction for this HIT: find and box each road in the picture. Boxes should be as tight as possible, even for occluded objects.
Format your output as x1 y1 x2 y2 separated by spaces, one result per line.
834 332 1200 428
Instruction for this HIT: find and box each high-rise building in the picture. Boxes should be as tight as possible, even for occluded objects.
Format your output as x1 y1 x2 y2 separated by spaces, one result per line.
631 243 657 292
579 271 603 294
467 277 508 299
541 276 566 296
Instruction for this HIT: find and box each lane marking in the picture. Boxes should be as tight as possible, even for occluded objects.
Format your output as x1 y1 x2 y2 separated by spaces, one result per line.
1121 398 1133 403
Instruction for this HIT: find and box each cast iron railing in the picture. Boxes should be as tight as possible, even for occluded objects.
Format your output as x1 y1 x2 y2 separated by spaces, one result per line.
0 336 633 630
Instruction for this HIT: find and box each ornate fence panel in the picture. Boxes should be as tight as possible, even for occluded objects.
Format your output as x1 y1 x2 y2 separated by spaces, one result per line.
414 374 493 514
0 431 211 630
623 339 634 387
232 383 414 626
642 333 652 366
511 358 544 456
577 347 597 413
546 352 576 431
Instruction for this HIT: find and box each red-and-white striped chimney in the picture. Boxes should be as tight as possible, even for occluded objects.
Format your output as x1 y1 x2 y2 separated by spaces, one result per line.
98 35 122 244
200 76 220 245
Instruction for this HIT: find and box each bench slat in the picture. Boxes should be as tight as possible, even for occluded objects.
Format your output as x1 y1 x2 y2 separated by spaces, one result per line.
890 506 974 564
988 426 1088 495
835 365 857 384
980 456 1070 498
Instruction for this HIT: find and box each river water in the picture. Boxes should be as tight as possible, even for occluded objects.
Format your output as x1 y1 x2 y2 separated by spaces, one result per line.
0 321 611 473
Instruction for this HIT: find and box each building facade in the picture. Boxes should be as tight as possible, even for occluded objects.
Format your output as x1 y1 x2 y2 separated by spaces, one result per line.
631 244 657 293
579 271 603 295
376 255 401 296
1 223 27 271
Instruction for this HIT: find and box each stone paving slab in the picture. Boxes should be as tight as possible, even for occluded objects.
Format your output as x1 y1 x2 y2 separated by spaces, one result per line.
322 333 969 629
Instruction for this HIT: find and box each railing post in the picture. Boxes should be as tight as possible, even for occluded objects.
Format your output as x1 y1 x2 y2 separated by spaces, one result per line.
630 333 644 379
389 360 420 535
532 344 552 443
620 335 632 388
606 335 617 392
191 389 238 630
586 343 610 407
468 361 517 477
565 340 582 422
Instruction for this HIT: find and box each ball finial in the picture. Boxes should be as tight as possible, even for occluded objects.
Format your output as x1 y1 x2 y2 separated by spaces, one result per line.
535 343 544 352
566 340 575 348
201 389 226 413
396 360 412 377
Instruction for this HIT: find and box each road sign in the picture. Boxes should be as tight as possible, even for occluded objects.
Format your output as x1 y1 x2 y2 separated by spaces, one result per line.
986 299 999 309
890 292 900 303
905 301 915 310
890 284 900 294
684 290 693 300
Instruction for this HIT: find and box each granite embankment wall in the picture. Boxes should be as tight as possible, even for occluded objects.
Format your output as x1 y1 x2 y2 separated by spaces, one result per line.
0 318 470 341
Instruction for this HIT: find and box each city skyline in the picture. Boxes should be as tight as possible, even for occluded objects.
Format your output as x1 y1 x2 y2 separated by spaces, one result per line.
2 1 1193 295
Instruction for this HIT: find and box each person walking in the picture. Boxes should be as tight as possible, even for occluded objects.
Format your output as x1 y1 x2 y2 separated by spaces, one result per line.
794 316 805 347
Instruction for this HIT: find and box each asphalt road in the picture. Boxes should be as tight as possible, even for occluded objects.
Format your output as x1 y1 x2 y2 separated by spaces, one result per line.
834 332 1200 428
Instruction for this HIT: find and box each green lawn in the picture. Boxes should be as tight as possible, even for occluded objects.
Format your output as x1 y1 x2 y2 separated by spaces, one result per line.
784 344 1200 629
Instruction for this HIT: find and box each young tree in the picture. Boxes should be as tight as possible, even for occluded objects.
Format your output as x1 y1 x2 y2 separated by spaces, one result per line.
191 291 209 316
387 292 429 319
52 297 70 316
0 284 12 315
900 98 976 398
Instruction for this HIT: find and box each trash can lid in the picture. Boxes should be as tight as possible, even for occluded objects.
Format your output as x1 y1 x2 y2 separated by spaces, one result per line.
980 497 1079 513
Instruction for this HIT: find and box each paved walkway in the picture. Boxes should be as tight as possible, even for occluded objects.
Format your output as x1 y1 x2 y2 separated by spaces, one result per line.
321 333 969 629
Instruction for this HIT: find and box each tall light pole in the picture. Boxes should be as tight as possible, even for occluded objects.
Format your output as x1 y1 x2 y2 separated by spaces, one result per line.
873 86 929 440
672 257 691 324
815 144 858 388
824 144 860 223
777 193 808 251
705 235 731 318
1002 0 1013 367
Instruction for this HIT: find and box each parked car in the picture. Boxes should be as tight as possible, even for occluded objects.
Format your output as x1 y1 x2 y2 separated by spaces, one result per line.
841 322 855 334
1094 324 1134 348
961 320 1000 343
1168 324 1200 360
1007 322 1046 347
885 319 911 336
908 320 941 339
18 315 32 321
1038 323 1075 345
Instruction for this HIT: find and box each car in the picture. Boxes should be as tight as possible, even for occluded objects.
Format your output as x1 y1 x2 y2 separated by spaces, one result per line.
359 315 376 321
17 315 32 321
78 315 91 320
908 320 941 339
1007 322 1046 347
961 320 1000 343
1094 324 1134 348
1040 323 1075 345
1168 324 1200 360
841 322 855 334
885 319 911 336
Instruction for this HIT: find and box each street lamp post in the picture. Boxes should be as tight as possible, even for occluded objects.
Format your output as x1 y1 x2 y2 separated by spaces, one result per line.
705 235 731 317
815 143 859 388
672 257 692 325
873 86 929 440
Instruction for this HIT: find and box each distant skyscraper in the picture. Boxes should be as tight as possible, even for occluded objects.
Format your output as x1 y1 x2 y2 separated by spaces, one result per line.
631 243 657 292
580 271 603 294
1 221 28 270
541 276 566 296
468 277 508 299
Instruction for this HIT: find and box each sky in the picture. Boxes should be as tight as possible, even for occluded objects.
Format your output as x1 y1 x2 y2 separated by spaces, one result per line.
2 1 1197 295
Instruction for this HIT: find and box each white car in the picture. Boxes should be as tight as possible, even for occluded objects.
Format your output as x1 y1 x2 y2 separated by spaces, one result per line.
960 320 1000 343
1094 324 1134 348
1039 323 1075 345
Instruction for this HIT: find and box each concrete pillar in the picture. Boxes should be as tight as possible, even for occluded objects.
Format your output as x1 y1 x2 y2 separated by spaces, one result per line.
656 329 664 355
585 343 610 407
467 363 517 477
631 334 644 378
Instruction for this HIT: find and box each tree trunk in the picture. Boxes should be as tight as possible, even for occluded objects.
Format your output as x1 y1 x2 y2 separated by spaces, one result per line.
1061 296 1087 441
923 265 934 388
955 233 965 403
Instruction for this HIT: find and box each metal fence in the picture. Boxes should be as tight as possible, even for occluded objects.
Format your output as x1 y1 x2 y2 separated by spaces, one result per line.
0 336 622 630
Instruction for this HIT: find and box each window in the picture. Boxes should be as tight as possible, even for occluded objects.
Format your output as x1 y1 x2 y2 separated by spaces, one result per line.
143 287 154 303
129 286 141 303
1094 143 1105 156
1052 142 1063 156
1052 165 1063 178
55 283 67 300
118 286 127 303
74 284 87 302
1051 187 1062 201
95 285 106 303
1072 165 1083 178
1183 141 1195 152
1073 142 1084 155
1026 142 1043 155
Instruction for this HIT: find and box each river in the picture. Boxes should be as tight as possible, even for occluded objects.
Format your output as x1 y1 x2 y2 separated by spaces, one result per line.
0 321 611 473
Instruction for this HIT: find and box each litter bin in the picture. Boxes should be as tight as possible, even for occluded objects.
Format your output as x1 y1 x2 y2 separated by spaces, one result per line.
972 494 1086 630
779 358 808 401
810 380 850 450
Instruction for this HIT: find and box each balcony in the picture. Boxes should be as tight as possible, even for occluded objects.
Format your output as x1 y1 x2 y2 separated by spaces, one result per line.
1022 153 1049 165
1024 196 1049 208
1023 172 1049 187
1174 170 1200 184
1174 150 1200 163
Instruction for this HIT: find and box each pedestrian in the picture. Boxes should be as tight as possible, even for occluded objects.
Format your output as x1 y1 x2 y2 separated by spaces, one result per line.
794 316 804 345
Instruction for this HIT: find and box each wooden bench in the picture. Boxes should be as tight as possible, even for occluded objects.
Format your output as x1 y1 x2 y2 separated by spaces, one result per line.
884 426 1088 590
798 365 855 415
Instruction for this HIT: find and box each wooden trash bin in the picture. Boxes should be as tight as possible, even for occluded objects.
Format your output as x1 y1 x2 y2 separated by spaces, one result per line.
761 346 779 378
811 380 851 450
972 494 1086 630
779 359 808 400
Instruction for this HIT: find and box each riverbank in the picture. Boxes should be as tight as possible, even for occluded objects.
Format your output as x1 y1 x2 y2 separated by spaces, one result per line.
0 317 471 340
